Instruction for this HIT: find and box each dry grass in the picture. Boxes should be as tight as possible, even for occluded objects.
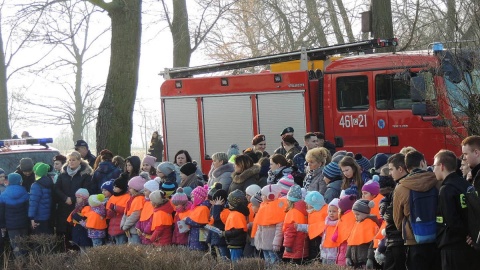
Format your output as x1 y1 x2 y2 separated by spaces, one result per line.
3 237 349 270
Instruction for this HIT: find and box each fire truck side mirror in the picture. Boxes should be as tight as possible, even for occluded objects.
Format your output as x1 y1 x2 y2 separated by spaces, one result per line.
412 104 427 115
410 76 426 102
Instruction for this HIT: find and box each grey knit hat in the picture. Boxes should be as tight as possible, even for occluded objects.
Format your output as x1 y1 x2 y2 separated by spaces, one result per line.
352 199 375 214
287 184 302 202
157 162 176 176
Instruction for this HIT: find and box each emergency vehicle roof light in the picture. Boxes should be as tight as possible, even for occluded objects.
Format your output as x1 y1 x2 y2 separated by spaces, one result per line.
433 42 444 53
0 138 53 148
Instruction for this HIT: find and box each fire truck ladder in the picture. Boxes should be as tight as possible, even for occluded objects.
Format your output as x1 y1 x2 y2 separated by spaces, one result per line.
161 38 398 79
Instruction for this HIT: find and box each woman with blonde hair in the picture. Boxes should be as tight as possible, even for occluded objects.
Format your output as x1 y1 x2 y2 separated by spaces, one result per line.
54 151 93 248
303 147 328 193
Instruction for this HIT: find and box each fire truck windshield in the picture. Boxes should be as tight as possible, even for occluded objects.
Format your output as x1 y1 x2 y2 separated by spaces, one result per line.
444 69 480 115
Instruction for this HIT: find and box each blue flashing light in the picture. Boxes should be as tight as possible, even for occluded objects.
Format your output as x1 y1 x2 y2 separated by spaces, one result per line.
433 42 444 53
0 138 53 147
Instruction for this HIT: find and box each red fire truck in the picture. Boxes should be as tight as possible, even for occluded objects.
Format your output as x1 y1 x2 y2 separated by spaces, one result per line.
160 38 468 173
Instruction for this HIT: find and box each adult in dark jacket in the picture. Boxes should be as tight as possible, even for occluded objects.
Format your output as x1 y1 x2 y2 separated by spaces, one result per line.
266 154 290 185
91 149 122 194
29 162 54 235
433 150 479 270
229 155 261 194
54 151 93 241
15 157 36 193
0 173 29 257
74 139 96 168
148 131 164 163
293 133 320 174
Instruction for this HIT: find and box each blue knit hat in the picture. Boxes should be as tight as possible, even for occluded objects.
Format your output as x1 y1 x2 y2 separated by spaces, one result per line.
355 153 372 170
7 173 22 185
305 191 326 211
374 153 389 170
323 162 342 180
101 180 114 194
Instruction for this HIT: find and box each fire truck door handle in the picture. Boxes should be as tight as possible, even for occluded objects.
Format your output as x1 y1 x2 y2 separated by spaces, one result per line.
390 135 399 146
431 119 449 127
334 137 344 147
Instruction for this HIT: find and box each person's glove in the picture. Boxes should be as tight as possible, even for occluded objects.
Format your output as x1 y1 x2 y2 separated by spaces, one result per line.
109 203 116 211
366 258 374 269
346 258 354 266
374 249 386 265
72 213 84 223
285 247 293 253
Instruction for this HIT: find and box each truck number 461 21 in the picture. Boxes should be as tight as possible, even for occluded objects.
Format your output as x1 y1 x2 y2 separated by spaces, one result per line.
339 114 367 128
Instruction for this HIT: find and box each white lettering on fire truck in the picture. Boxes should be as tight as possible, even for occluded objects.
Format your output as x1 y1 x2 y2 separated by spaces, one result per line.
339 114 367 128
288 83 305 88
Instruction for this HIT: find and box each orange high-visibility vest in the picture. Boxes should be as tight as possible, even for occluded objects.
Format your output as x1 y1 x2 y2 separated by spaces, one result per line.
126 196 146 216
251 198 287 237
67 206 90 225
323 222 341 248
177 210 191 221
85 207 107 230
371 194 384 220
307 204 328 239
247 203 255 223
225 211 248 232
106 193 130 218
151 209 174 230
188 205 210 224
140 201 154 222
337 210 356 243
347 218 379 246
283 202 308 232
373 220 386 248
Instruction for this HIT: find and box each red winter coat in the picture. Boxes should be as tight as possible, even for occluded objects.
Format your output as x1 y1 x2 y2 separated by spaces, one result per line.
106 193 130 236
172 205 191 246
283 200 309 259
150 202 174 246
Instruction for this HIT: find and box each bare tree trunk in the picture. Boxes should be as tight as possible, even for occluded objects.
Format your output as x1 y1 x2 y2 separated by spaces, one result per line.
446 0 456 41
0 26 11 139
371 0 394 52
93 0 142 157
336 0 355 42
171 0 191 68
305 0 328 46
326 0 344 44
72 60 84 142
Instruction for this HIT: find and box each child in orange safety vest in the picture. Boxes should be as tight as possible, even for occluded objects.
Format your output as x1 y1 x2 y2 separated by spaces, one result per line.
149 190 174 246
296 190 328 262
223 189 249 262
346 199 379 269
135 180 159 245
334 194 357 266
321 198 341 264
252 184 286 265
361 178 383 221
171 187 192 246
68 188 92 248
83 194 107 246
120 176 147 245
282 184 309 264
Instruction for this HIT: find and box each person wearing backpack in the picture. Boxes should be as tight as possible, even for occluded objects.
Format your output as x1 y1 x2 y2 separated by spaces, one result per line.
393 150 441 270
433 150 478 270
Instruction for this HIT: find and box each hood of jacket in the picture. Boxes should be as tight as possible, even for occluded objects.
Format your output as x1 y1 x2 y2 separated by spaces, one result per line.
399 170 438 192
293 200 308 216
232 164 260 184
61 161 93 176
0 185 29 204
96 161 118 174
36 175 54 189
212 163 234 179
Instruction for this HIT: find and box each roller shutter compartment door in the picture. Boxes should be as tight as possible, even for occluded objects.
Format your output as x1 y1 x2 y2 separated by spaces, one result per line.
257 92 307 154
203 95 253 157
163 98 201 168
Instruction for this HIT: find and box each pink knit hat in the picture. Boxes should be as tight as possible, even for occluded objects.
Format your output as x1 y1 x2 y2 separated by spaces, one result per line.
128 176 147 192
278 174 295 196
142 155 157 168
191 185 208 208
